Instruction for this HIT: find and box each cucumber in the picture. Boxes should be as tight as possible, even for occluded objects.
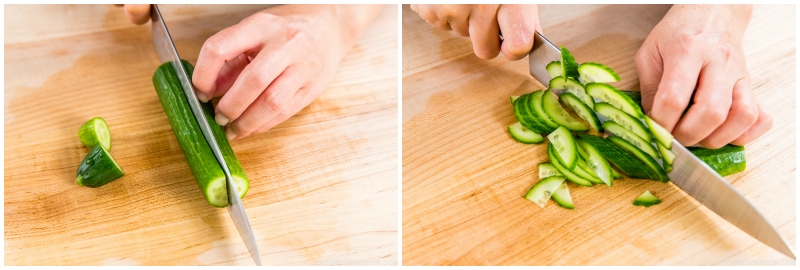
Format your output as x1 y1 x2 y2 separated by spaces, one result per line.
546 61 562 78
559 92 602 132
619 90 642 107
560 46 580 80
602 121 659 159
542 90 588 131
510 95 519 104
575 158 604 184
611 166 623 179
586 83 644 118
688 145 746 176
576 139 613 186
548 143 593 186
594 102 653 142
578 62 620 83
658 143 675 165
633 190 661 207
153 61 250 208
79 117 112 150
508 122 544 144
576 134 653 179
646 116 673 150
563 77 594 108
513 94 549 134
547 126 578 169
551 182 574 209
608 136 669 182
525 176 566 207
538 162 562 179
76 145 124 188
530 90 560 131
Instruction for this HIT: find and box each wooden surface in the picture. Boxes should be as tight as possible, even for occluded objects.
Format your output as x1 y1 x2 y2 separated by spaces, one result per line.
402 4 795 265
5 4 398 266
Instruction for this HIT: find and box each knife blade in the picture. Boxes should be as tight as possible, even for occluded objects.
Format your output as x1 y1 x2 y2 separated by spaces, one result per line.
150 5 262 265
526 31 796 259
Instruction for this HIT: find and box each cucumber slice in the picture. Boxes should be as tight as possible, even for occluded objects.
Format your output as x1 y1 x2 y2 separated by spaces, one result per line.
76 145 124 188
548 143 593 186
578 62 620 83
551 182 574 209
539 162 562 179
548 76 566 90
525 176 566 207
646 116 673 150
658 143 675 165
510 95 519 104
576 139 613 186
559 92 602 132
508 122 544 144
602 121 659 159
513 94 548 134
608 136 669 182
530 90 560 132
547 126 578 169
563 77 594 108
576 134 653 179
586 83 645 118
79 117 112 150
546 61 562 78
542 90 588 131
575 158 604 184
594 102 653 142
611 166 623 179
633 190 661 207
688 145 746 176
620 90 642 107
560 46 580 80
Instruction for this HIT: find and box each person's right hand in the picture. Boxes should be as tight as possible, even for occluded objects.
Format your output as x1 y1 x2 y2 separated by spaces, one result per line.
410 4 541 60
114 4 151 25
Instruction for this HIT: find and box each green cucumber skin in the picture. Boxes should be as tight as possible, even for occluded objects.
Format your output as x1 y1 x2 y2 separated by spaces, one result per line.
152 61 249 208
79 117 112 150
576 134 652 179
513 94 548 134
688 145 746 176
548 143 593 187
77 145 124 188
608 136 669 182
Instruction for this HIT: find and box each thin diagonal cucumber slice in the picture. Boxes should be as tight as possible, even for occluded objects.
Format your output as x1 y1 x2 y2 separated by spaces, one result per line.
646 116 673 149
658 143 675 173
608 136 669 182
559 92 602 132
525 176 566 207
575 158 604 184
633 190 661 207
578 62 620 83
576 134 652 179
543 90 588 131
551 182 574 209
508 122 544 144
546 61 562 78
548 143 593 186
563 77 594 108
539 162 562 179
586 83 645 118
594 102 653 142
79 117 112 150
547 126 578 169
530 90 559 131
513 94 548 134
577 138 613 186
602 121 659 159
560 46 580 80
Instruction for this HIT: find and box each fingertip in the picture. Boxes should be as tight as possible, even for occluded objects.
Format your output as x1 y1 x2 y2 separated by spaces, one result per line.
124 4 151 25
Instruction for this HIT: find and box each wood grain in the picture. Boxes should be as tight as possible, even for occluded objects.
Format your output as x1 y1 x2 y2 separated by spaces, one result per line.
402 4 795 265
4 4 398 266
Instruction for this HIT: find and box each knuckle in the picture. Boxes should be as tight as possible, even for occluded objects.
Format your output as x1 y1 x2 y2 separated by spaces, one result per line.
741 104 759 125
701 105 727 125
656 87 688 112
202 35 226 59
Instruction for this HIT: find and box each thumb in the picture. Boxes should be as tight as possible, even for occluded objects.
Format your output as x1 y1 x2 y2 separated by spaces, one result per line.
634 44 663 114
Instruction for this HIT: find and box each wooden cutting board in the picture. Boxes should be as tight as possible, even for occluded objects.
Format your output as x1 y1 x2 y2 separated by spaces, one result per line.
402 4 795 265
4 4 398 266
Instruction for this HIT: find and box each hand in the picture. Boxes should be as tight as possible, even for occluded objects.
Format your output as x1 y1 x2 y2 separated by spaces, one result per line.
114 4 151 25
635 5 771 148
410 4 541 60
192 5 382 140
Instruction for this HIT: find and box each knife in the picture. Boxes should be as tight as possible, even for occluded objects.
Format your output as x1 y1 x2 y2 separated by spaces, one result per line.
525 31 796 260
150 5 262 265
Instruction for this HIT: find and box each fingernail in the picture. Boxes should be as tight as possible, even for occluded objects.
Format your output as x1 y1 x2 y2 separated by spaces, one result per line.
215 113 229 126
225 129 237 140
196 91 209 103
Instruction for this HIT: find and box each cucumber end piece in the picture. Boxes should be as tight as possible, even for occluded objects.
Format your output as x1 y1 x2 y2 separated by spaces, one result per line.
633 190 662 207
76 175 84 187
79 117 112 150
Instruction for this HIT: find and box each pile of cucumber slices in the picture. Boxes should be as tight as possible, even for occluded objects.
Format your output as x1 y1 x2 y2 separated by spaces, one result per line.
511 47 733 209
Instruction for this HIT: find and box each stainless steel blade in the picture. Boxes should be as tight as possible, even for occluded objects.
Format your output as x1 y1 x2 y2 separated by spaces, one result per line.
150 5 262 265
529 32 795 259
668 142 795 259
